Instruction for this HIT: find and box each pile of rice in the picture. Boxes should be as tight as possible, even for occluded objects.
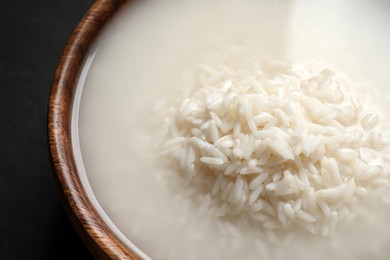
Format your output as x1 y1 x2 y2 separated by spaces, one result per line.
160 61 390 237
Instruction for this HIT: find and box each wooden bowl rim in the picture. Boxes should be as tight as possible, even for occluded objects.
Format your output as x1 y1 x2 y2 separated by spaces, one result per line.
48 0 139 259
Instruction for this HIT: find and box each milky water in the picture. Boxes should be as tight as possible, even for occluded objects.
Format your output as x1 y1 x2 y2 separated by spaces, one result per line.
76 0 390 259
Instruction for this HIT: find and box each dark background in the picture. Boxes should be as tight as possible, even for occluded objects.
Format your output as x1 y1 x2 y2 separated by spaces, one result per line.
0 1 95 259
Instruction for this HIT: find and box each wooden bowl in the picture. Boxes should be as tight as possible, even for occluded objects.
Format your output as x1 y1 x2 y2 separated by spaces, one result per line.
48 0 139 258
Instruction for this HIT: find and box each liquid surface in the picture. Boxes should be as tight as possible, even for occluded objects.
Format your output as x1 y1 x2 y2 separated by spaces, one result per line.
77 0 390 259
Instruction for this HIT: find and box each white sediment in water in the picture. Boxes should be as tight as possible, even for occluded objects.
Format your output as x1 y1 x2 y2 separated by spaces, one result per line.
76 0 390 259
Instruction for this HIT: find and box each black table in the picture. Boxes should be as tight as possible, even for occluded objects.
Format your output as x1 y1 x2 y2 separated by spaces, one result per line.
0 1 96 259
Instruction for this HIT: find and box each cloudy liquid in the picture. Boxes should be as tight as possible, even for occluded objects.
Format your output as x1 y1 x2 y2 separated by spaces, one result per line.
75 0 390 259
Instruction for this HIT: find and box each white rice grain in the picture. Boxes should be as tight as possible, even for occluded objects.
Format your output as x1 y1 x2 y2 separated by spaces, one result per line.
297 210 317 222
200 157 224 166
284 203 296 221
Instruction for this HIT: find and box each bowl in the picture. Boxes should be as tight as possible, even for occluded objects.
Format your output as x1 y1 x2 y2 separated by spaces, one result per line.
49 1 390 259
48 0 138 258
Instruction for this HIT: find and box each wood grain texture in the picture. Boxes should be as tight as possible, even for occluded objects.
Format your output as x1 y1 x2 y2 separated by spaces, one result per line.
48 0 140 259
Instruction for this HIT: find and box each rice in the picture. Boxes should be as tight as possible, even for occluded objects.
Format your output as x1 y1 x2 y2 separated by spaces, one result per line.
160 61 390 237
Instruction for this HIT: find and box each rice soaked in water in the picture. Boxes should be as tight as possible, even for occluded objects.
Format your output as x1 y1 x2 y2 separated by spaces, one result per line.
77 0 390 259
161 60 390 237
